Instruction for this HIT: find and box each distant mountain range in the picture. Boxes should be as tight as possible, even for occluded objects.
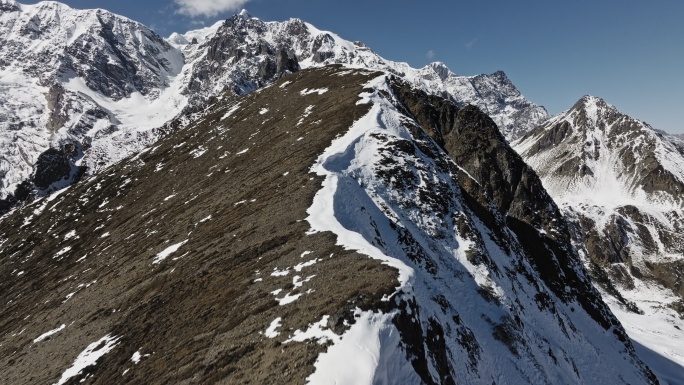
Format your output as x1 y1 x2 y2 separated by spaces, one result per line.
1 1 682 384
0 1 546 203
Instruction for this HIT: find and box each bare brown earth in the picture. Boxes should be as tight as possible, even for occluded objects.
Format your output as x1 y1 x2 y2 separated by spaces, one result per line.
0 66 398 384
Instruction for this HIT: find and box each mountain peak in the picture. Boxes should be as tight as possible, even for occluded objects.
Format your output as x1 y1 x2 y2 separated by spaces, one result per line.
238 9 252 19
21 0 72 11
567 95 623 128
425 61 453 80
474 70 515 90
490 69 511 82
576 94 608 107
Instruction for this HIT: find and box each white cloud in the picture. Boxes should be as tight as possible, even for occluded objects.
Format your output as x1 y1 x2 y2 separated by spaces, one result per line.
426 49 435 60
174 0 251 18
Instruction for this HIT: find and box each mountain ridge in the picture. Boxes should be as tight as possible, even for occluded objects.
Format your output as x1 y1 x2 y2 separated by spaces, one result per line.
1 1 682 383
0 66 658 385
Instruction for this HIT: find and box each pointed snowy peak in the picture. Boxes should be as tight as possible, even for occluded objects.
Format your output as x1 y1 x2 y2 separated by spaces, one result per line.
238 8 252 19
566 95 622 127
514 95 684 383
424 61 454 80
225 8 259 26
516 92 684 203
515 94 654 166
574 94 608 107
166 19 223 48
469 70 517 93
489 69 513 84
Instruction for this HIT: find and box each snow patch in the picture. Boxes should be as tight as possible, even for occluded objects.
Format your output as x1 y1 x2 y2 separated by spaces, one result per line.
303 310 418 385
153 240 188 264
265 317 282 338
33 324 66 343
131 351 142 364
294 259 319 272
221 103 242 120
190 146 207 158
300 88 328 96
276 292 302 305
53 246 72 260
53 334 120 385
271 268 290 277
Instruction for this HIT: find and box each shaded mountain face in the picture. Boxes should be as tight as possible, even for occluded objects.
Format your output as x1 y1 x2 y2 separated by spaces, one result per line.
0 1 546 209
514 95 684 377
0 67 656 385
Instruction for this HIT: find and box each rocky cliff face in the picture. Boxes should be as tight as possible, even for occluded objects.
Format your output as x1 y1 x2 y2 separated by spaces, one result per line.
0 67 657 385
514 95 684 379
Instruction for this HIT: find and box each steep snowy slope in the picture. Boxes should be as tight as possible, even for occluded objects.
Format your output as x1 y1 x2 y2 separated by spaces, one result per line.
514 95 684 382
0 67 655 384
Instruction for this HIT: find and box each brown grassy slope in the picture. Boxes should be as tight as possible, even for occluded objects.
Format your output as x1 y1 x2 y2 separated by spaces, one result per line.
0 66 397 385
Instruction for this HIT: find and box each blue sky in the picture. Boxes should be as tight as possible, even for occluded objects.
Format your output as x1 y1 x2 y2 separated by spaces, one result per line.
46 1 684 133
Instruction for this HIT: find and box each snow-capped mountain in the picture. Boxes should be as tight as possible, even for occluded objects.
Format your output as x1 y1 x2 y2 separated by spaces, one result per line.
514 95 684 381
0 0 185 202
0 67 657 385
170 11 548 139
0 1 547 208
